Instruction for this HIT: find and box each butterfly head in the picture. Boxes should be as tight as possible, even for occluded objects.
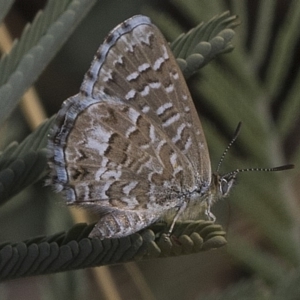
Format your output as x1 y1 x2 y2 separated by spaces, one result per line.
212 171 237 200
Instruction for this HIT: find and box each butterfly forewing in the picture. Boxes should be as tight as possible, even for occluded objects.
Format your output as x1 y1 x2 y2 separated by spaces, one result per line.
80 15 211 187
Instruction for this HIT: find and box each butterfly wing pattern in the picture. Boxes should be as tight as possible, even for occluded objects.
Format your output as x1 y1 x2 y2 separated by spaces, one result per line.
48 15 212 239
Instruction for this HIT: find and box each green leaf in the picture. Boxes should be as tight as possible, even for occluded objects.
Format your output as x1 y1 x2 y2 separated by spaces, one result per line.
0 0 97 126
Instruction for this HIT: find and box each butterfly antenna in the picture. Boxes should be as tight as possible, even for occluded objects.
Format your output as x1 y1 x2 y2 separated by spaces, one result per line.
216 122 242 173
224 164 294 178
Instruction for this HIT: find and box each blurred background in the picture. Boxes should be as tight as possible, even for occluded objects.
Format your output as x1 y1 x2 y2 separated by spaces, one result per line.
0 0 299 299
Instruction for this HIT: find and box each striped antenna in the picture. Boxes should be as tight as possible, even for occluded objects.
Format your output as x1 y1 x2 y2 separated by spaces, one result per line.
216 122 242 172
217 122 294 175
224 164 294 178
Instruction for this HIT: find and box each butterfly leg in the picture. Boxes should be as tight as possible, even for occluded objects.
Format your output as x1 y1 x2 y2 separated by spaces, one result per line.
166 200 188 237
205 202 216 222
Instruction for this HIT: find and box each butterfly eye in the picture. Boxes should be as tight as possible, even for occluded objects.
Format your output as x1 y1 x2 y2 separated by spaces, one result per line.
220 178 229 196
219 176 235 197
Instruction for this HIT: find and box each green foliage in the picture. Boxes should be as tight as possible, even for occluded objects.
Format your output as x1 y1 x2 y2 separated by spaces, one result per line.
171 11 239 78
0 221 226 280
0 0 14 23
0 0 299 299
0 0 96 125
0 116 55 204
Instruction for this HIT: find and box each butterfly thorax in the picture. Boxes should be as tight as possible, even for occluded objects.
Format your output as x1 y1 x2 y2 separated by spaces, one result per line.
185 172 234 222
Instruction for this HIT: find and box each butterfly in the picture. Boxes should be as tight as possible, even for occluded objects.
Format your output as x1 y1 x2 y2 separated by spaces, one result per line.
48 15 294 239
